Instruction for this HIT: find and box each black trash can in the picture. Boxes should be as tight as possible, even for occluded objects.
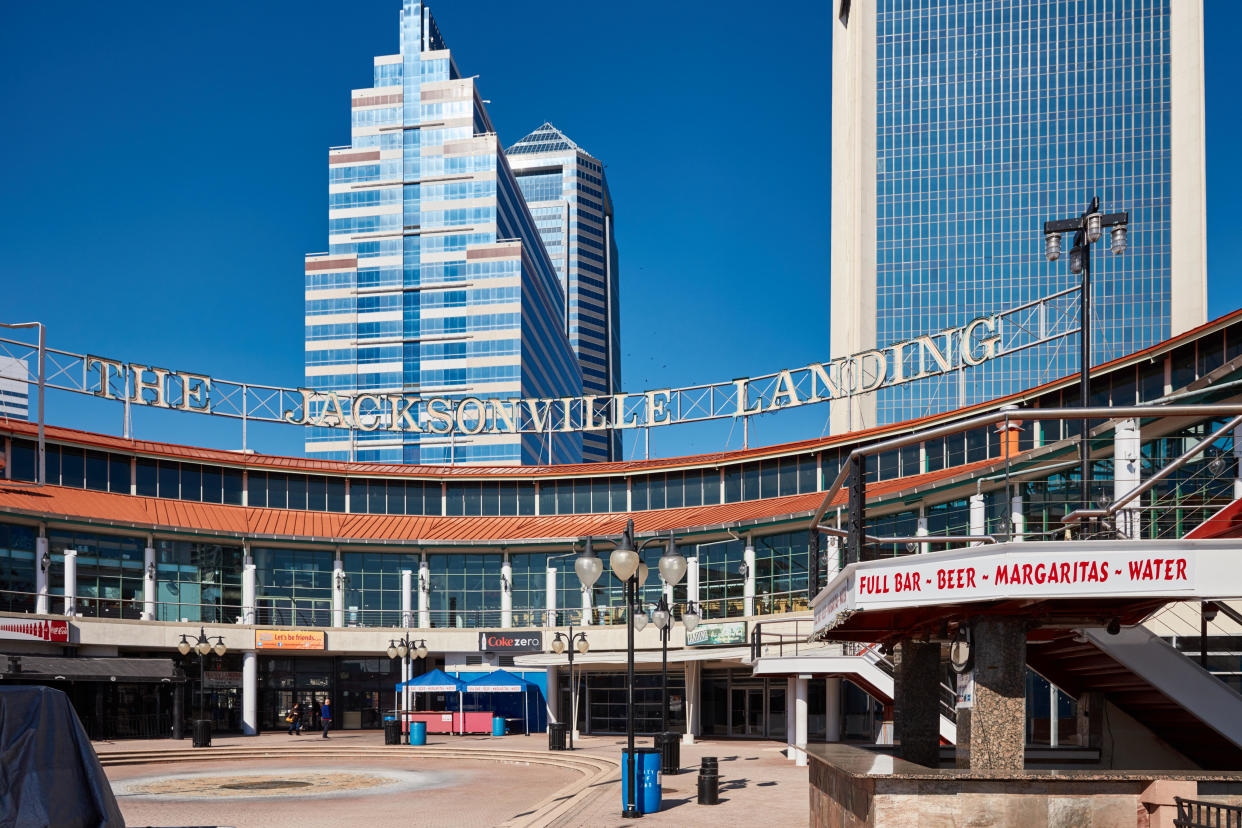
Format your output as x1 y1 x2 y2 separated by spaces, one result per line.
192 719 212 748
384 719 401 745
662 731 680 774
698 756 719 805
548 722 567 751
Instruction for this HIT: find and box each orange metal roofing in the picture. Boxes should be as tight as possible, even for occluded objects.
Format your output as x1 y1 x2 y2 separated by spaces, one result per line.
0 304 1237 481
0 459 992 544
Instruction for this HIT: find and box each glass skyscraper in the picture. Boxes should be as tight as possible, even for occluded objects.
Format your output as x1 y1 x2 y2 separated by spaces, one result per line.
829 0 1207 431
507 124 622 462
304 1 584 465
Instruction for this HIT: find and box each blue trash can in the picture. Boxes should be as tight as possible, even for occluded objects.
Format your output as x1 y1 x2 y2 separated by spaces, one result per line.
620 747 662 814
492 716 506 737
409 720 427 746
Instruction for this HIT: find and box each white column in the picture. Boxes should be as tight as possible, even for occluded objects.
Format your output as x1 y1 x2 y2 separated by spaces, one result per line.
500 552 513 628
916 512 929 554
686 555 700 607
35 535 49 615
969 493 986 544
1010 494 1026 542
1115 418 1142 540
795 677 809 767
1234 424 1242 501
242 650 258 735
546 665 560 723
825 677 842 743
824 537 841 581
683 660 700 744
785 676 796 760
400 569 413 628
142 544 156 620
241 561 256 625
581 582 593 626
743 540 756 617
418 554 431 629
63 549 77 616
545 565 557 627
331 555 345 628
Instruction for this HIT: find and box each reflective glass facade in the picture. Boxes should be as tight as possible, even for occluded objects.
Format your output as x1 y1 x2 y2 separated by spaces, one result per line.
304 1 583 465
868 0 1181 424
508 125 622 462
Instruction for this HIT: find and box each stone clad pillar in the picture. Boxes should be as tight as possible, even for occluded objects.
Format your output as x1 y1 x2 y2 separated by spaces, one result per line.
331 555 345 628
400 569 413 628
1114 418 1142 540
418 554 431 628
743 540 756 617
142 543 157 620
35 534 49 615
825 677 842 742
500 552 513 628
63 549 77 616
795 676 809 767
893 638 941 767
956 618 1027 770
545 563 557 627
241 559 257 625
242 651 258 736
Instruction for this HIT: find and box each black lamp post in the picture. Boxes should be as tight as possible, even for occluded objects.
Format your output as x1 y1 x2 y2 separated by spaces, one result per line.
1043 197 1129 513
177 626 226 747
582 520 685 819
387 633 428 716
550 626 589 750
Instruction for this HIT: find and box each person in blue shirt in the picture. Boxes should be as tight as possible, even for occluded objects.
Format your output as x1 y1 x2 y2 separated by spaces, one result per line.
320 700 332 738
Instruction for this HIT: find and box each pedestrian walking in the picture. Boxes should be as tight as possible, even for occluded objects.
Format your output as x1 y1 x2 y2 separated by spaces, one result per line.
288 702 302 736
321 700 332 738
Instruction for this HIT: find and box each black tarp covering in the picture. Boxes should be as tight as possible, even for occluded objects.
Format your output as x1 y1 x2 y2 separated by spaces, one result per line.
0 685 125 828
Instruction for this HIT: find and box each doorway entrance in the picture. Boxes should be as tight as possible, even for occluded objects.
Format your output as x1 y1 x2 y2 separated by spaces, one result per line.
729 682 785 738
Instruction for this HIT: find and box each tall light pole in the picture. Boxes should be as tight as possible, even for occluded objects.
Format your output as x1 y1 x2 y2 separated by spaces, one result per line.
387 633 428 718
550 626 589 750
1043 197 1128 513
652 536 690 733
177 626 226 748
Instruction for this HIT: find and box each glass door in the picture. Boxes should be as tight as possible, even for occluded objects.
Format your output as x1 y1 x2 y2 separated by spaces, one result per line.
768 684 786 740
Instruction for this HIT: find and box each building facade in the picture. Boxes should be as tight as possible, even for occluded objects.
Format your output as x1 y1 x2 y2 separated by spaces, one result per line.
829 0 1208 432
508 124 622 462
0 356 29 420
304 1 583 465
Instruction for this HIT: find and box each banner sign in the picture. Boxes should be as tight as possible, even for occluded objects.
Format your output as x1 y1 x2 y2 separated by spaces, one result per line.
256 629 325 650
0 286 1088 438
204 670 242 688
955 672 974 710
812 541 1237 635
479 632 542 653
0 619 69 642
685 620 747 647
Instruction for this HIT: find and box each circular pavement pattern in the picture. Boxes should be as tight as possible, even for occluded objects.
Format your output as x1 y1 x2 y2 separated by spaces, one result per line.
112 767 454 801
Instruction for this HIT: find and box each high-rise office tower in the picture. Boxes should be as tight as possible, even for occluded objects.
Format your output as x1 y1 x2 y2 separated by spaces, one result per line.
507 124 622 462
829 0 1207 432
304 1 584 465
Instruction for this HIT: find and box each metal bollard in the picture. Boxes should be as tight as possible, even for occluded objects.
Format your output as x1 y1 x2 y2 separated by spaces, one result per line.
697 756 719 805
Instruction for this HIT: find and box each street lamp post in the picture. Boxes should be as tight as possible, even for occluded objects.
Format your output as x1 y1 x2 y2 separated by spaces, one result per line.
387 633 428 718
550 626 589 750
579 521 685 818
1043 197 1129 513
177 626 226 747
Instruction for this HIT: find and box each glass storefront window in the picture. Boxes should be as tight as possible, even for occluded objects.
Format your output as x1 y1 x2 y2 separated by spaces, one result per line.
342 551 420 627
157 540 244 623
254 547 333 626
0 522 36 613
49 530 145 619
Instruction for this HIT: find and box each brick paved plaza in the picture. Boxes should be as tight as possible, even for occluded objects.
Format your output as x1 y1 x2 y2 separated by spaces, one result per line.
97 731 811 827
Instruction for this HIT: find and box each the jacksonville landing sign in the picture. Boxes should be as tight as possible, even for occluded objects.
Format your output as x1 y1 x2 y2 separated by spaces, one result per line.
79 316 1001 436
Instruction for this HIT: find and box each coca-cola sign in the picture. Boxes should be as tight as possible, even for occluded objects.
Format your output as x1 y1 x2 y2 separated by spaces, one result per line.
0 619 69 642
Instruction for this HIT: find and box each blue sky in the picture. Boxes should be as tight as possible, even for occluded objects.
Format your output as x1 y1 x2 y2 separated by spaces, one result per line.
1 2 1238 461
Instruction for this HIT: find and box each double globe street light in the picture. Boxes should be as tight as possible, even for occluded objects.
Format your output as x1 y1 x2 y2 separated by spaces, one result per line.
177 627 226 747
388 634 428 717
574 520 689 819
550 626 590 750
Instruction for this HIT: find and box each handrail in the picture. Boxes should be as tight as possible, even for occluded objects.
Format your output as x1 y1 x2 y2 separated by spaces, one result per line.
1061 413 1242 524
809 403 1242 533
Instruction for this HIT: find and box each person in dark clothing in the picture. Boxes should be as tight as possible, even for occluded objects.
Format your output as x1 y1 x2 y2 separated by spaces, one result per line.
320 700 332 738
288 702 302 736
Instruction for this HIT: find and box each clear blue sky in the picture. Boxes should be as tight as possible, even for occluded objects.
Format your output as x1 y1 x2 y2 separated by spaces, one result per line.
1 2 1238 461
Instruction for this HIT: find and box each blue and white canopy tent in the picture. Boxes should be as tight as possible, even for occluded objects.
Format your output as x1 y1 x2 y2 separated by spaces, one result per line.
464 670 534 736
395 669 467 734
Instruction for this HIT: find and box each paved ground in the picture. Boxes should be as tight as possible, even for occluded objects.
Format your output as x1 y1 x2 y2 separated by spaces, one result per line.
96 731 810 827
